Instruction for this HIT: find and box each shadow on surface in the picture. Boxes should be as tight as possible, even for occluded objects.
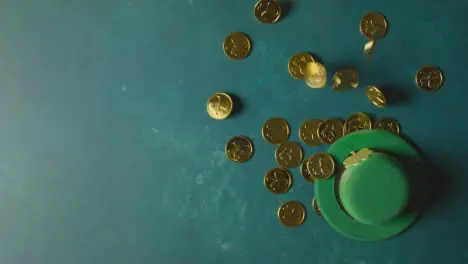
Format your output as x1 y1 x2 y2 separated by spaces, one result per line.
280 0 294 20
381 85 412 106
230 93 244 117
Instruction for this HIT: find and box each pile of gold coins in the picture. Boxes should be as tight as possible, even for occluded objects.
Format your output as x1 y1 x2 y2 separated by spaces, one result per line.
207 0 440 227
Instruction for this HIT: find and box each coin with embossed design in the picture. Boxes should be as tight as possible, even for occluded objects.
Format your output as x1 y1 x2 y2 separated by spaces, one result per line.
299 119 322 146
415 65 443 92
278 201 306 227
254 0 281 24
312 197 322 217
207 92 233 120
301 157 315 183
344 112 372 134
288 52 315 79
223 32 251 60
264 168 292 194
225 136 254 162
318 119 344 144
360 12 388 40
275 141 303 168
306 152 335 180
262 118 290 144
366 86 387 108
374 118 400 135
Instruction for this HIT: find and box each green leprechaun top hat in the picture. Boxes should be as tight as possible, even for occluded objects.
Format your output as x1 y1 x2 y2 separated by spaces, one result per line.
315 129 423 241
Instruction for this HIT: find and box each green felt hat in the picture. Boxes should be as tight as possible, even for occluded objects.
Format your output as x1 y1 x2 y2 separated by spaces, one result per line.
315 129 422 241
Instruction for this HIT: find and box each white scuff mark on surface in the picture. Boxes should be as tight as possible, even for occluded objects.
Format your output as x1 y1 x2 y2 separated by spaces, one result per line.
196 174 204 184
220 242 232 250
151 128 159 133
121 85 127 92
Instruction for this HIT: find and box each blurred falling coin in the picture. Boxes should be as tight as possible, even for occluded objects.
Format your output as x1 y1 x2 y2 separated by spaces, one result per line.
223 32 252 60
262 118 290 144
299 119 322 146
312 197 322 217
207 92 233 120
415 65 443 92
374 118 400 135
225 136 254 162
254 0 282 24
364 40 375 56
305 62 327 88
344 112 372 134
264 168 292 194
288 52 315 79
333 68 359 92
306 152 335 180
275 141 303 168
366 86 387 108
318 119 344 144
278 201 306 227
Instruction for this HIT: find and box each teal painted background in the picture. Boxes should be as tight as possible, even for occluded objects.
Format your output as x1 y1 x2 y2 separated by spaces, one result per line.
0 0 467 263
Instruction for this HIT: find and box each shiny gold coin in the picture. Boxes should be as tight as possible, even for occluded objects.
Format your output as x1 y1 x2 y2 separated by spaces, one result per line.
333 68 359 92
278 201 306 227
360 12 388 40
262 118 290 144
305 62 327 88
264 168 292 194
225 136 254 162
374 118 400 135
275 141 303 168
364 40 376 56
306 152 335 180
312 197 322 217
344 112 372 134
223 32 251 60
317 119 344 144
206 92 233 120
366 86 387 108
288 52 315 79
300 157 315 183
415 65 443 92
299 119 322 146
254 0 281 24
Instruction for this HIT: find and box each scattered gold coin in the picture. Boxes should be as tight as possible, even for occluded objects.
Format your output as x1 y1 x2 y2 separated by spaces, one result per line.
344 112 372 134
360 12 388 40
254 0 282 24
366 86 387 108
344 148 374 168
374 118 400 135
306 152 335 180
317 119 344 144
264 168 292 194
305 62 327 88
301 157 315 183
223 32 251 60
415 65 443 92
225 136 254 162
364 39 376 56
262 118 290 144
207 92 233 120
275 141 303 168
333 68 359 92
278 201 306 227
288 52 315 79
312 197 322 217
299 119 322 146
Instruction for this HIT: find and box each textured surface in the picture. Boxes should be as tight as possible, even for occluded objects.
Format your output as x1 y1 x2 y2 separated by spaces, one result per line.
0 0 467 263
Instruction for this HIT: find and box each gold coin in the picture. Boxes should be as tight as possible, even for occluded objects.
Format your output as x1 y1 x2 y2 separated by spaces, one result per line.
333 68 359 92
344 112 372 134
374 118 400 135
306 152 335 180
299 119 322 146
207 92 233 120
300 157 315 183
254 0 281 24
278 201 306 227
312 197 322 217
225 136 254 162
305 62 327 88
366 86 387 108
317 119 344 144
262 118 290 144
360 12 388 40
364 40 376 56
275 141 303 168
415 65 443 92
288 52 315 79
264 168 292 194
223 32 251 60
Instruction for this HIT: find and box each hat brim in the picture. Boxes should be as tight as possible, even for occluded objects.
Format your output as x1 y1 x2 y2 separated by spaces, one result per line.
315 130 422 241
